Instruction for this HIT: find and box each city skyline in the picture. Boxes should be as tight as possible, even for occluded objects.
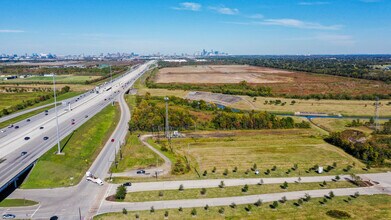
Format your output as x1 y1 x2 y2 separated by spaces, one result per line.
1 0 391 55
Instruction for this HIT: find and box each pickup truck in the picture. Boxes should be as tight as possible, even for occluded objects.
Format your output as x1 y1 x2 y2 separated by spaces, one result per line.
85 171 103 186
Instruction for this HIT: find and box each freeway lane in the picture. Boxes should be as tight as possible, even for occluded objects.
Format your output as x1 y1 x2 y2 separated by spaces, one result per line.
0 61 155 194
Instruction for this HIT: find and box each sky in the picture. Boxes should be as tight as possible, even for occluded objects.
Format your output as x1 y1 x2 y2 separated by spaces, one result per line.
0 0 390 55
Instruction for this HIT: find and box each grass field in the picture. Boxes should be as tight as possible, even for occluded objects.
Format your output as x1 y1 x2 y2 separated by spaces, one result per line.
119 181 356 203
21 104 120 188
110 129 390 183
0 105 53 128
0 199 38 207
310 118 382 134
4 75 101 84
111 134 164 173
95 194 391 220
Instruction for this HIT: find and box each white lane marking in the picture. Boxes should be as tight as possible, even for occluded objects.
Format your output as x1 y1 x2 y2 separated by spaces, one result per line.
31 204 41 218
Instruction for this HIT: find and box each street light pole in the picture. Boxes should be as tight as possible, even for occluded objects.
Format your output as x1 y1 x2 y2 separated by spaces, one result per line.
53 74 61 154
109 65 112 83
164 97 169 138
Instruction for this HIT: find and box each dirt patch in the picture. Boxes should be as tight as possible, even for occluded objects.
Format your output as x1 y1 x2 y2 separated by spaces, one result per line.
157 65 293 84
186 91 242 105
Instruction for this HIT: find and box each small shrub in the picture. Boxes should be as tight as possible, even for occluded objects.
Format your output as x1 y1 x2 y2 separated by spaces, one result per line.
178 207 183 212
233 166 238 172
122 208 127 215
191 208 197 216
164 211 169 218
161 145 168 152
333 162 337 167
218 207 225 215
115 185 127 200
159 191 164 197
258 179 264 185
200 188 207 195
135 213 139 219
223 168 229 176
282 181 288 189
203 170 207 176
230 202 237 208
219 181 225 188
204 204 209 210
326 210 351 219
150 206 155 213
304 193 311 202
329 191 335 198
245 169 250 175
354 191 360 198
242 184 249 192
245 204 252 212
271 166 277 171
335 175 341 181
179 184 184 191
323 180 327 186
281 196 287 203
272 201 279 209
212 167 216 173
254 199 262 207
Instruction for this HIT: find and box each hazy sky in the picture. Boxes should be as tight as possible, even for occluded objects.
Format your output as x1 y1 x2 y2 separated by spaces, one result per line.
1 0 390 55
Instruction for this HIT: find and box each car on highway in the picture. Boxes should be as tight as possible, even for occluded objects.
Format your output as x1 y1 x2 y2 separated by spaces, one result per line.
72 122 75 125
45 110 48 112
24 137 30 141
45 113 48 115
2 214 16 219
122 182 132 187
14 126 19 129
21 151 27 156
111 138 115 142
39 126 44 129
8 125 13 128
0 129 5 133
43 136 49 140
26 119 31 122
85 115 88 118
136 170 146 174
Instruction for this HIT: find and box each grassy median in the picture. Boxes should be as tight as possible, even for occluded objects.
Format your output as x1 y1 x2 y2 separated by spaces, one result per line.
95 194 391 220
118 181 356 203
0 199 38 207
21 104 120 188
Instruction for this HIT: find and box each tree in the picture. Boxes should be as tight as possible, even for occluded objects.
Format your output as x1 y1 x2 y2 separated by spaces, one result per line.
191 208 197 216
204 204 209 210
281 196 287 203
150 206 155 213
164 211 169 218
135 213 140 219
272 201 279 209
203 170 207 176
200 188 207 195
335 175 341 181
223 168 229 176
179 184 184 191
218 207 225 215
219 181 225 188
115 185 127 200
258 179 264 185
329 191 335 199
233 166 238 172
282 181 288 189
245 204 252 212
242 184 249 192
212 167 216 173
254 199 263 207
122 208 127 215
323 180 327 186
178 207 183 212
230 202 237 208
304 193 311 202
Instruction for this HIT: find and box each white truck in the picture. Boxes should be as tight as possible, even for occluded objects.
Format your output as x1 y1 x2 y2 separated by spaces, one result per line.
86 171 103 186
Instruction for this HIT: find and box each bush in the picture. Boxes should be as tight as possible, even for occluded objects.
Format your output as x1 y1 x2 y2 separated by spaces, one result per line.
219 181 225 188
304 193 311 202
335 175 341 181
159 191 164 197
281 196 287 203
115 185 127 200
326 210 352 219
212 167 216 173
164 211 169 218
191 208 197 216
223 168 229 176
178 207 183 212
200 188 207 195
233 166 238 172
329 191 335 198
242 184 249 192
150 206 155 213
282 181 288 189
218 207 225 215
230 202 237 208
204 204 209 210
122 208 127 214
254 199 263 207
272 201 279 209
203 170 207 176
179 184 184 191
245 204 252 212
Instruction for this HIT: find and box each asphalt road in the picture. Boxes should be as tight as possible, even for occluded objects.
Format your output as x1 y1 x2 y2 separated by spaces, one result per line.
0 61 156 219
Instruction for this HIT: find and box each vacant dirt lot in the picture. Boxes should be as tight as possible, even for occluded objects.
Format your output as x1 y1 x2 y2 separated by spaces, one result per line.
155 65 391 96
156 65 293 84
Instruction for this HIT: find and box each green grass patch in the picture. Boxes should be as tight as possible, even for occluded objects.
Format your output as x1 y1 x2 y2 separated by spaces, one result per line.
120 181 355 203
0 199 38 207
111 134 164 173
21 104 120 188
95 194 391 220
0 105 53 128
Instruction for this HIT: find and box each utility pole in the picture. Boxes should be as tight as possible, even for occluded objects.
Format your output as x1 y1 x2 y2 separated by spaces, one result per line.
109 65 112 83
53 74 61 154
164 97 169 138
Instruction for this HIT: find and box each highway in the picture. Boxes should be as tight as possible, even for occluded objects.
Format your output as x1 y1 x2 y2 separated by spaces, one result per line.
0 61 155 200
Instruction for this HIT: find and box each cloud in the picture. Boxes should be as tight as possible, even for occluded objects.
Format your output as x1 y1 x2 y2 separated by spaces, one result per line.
261 18 342 30
0 29 25 33
298 1 330 5
248 14 264 19
209 6 239 15
172 2 201 11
